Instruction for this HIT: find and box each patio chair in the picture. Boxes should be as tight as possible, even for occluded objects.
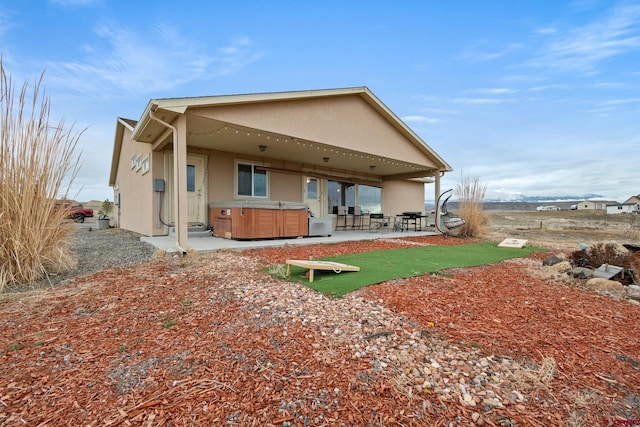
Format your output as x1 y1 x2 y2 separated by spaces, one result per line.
334 205 348 230
349 206 364 229
369 213 390 233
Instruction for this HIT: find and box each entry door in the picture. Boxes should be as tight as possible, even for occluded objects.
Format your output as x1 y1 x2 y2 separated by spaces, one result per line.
186 155 206 224
303 177 322 217
167 153 207 225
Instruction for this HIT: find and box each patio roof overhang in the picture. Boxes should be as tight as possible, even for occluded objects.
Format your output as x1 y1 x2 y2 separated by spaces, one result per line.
130 87 452 182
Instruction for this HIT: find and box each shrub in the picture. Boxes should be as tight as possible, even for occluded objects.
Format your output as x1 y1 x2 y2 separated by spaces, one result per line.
570 242 636 270
0 59 84 292
101 199 113 216
453 175 489 238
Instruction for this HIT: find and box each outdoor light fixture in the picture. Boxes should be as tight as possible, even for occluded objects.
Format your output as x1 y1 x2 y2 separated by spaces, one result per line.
369 165 376 171
259 145 267 152
323 157 330 163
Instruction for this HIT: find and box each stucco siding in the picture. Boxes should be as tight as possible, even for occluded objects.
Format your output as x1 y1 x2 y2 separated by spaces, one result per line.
188 96 437 169
270 172 303 202
382 180 426 216
114 129 155 236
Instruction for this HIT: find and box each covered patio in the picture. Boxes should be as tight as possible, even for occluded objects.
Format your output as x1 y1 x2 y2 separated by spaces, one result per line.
141 227 441 253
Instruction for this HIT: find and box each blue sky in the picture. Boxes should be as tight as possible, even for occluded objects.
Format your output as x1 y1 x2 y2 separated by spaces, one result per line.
1 0 639 203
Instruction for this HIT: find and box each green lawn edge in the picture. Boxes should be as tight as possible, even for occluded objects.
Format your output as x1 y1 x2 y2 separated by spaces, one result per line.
274 241 545 297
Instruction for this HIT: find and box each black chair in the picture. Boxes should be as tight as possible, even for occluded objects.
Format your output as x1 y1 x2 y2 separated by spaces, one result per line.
369 213 389 233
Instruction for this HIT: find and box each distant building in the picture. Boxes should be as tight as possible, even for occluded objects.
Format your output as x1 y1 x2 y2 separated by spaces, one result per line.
623 195 640 205
576 200 617 210
606 203 640 215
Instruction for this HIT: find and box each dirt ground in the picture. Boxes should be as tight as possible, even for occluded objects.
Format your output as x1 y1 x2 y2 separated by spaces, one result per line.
482 210 640 251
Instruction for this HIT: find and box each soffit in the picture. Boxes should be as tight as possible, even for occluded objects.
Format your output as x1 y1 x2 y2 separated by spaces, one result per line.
130 87 451 179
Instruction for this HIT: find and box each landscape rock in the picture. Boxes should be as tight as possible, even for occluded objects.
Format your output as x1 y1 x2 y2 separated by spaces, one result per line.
542 254 563 266
549 261 572 274
626 284 640 301
585 278 626 299
569 267 594 279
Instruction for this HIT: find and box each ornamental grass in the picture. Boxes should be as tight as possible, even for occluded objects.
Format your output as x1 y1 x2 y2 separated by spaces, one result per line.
454 175 489 238
0 59 83 292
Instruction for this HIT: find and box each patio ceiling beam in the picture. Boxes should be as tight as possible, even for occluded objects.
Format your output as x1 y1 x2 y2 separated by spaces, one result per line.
255 166 384 187
382 170 438 181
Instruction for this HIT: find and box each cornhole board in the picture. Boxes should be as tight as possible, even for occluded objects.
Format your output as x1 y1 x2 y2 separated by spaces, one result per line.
285 259 360 283
498 238 528 248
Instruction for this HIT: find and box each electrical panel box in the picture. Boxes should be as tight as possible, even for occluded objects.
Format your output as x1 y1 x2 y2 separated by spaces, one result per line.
154 178 165 192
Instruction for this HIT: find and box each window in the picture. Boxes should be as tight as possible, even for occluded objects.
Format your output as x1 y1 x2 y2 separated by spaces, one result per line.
358 185 382 213
237 162 267 197
327 180 381 213
141 156 150 175
186 164 196 192
306 178 318 199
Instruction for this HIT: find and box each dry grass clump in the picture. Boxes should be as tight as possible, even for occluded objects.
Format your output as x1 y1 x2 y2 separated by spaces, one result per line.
569 242 637 270
454 176 489 238
513 356 557 392
0 60 83 292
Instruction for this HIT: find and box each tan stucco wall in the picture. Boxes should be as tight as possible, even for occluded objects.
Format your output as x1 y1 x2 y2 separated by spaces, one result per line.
270 172 302 202
150 151 166 236
114 128 155 236
382 180 426 216
116 139 431 234
207 150 304 204
189 96 438 169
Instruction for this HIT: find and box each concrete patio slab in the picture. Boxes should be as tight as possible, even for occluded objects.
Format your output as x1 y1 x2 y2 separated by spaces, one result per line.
141 229 441 253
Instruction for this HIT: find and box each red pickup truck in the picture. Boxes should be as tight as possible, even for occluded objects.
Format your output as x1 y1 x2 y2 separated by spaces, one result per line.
65 206 94 223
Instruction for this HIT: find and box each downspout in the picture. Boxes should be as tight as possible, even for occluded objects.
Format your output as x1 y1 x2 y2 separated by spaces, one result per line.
149 110 188 255
434 171 443 234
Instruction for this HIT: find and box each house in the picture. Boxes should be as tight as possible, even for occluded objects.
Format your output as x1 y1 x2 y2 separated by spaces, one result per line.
575 200 617 210
109 87 453 252
623 195 640 205
606 203 639 215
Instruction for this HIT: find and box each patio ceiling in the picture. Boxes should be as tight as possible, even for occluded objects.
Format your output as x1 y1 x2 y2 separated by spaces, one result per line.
183 115 438 181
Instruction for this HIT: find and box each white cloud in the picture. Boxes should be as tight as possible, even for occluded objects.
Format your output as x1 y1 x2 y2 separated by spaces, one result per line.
460 42 524 62
45 23 265 97
528 2 640 73
601 97 640 105
450 97 513 105
0 7 17 41
472 88 519 95
535 27 557 35
402 115 440 124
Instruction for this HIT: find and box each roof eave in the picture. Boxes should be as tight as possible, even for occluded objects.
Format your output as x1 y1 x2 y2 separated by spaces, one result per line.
109 118 136 186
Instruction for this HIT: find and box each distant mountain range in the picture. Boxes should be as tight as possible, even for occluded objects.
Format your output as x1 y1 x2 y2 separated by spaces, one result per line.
426 193 604 204
425 194 612 211
483 193 605 203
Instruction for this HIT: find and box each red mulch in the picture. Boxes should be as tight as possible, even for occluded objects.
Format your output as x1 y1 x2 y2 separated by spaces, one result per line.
362 257 640 426
1 235 639 426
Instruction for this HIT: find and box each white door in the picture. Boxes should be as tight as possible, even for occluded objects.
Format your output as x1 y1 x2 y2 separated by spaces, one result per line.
167 153 207 225
186 155 207 225
303 177 322 217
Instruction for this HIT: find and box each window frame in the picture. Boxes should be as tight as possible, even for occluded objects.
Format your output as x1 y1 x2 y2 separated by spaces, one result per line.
327 179 382 214
235 160 269 199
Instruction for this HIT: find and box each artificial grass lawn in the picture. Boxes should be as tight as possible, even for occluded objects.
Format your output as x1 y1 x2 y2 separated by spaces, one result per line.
281 241 545 297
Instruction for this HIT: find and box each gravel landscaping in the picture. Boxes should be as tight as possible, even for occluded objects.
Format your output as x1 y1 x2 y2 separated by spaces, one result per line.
28 220 157 290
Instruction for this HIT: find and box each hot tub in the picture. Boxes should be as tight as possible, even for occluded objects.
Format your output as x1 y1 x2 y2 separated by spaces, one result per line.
210 201 309 240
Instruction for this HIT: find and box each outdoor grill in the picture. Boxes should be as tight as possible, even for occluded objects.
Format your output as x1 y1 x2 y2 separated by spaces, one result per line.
401 211 422 219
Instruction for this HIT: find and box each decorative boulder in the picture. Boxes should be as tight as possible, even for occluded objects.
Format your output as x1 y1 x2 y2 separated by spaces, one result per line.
585 278 626 299
568 267 594 279
550 261 572 274
626 285 640 301
543 255 563 266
